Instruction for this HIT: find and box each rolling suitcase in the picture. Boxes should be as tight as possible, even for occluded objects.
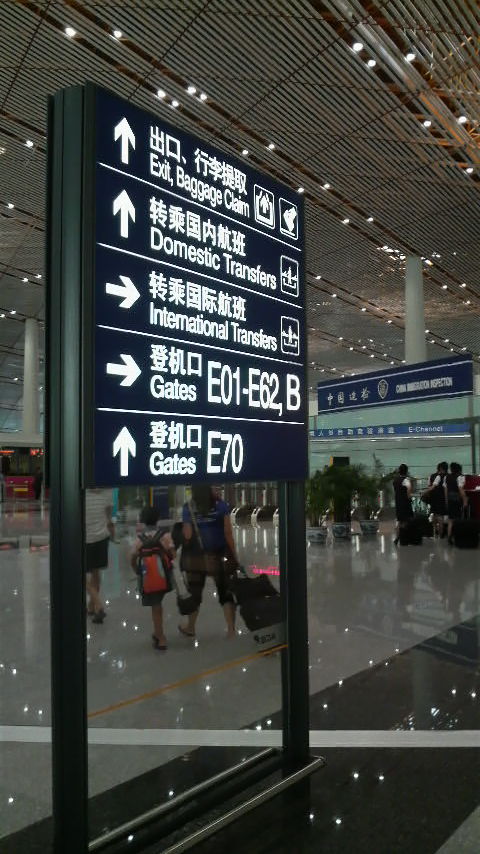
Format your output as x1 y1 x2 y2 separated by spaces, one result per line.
229 572 283 649
452 510 479 549
399 518 423 545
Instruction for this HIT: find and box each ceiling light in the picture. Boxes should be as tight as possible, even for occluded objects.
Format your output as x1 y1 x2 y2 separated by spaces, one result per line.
367 216 374 222
13 377 18 381
370 354 375 358
332 293 337 298
430 339 435 344
423 119 432 127
0 313 4 318
367 59 376 68
157 89 166 99
405 52 415 62
342 218 350 224
297 186 304 194
457 115 467 124
390 361 394 364
199 92 207 101
387 320 392 324
267 142 275 150
25 140 34 148
444 338 449 343
113 29 122 39
339 336 343 340
22 277 28 283
187 85 197 95
442 284 447 289
0 145 6 155
322 182 331 189
65 26 76 38
466 167 473 174
460 283 466 288
361 307 366 312
10 310 16 315
241 148 248 156
466 300 471 305
349 346 353 351
425 329 430 333
425 259 433 266
171 99 179 108
7 202 14 209
352 42 364 52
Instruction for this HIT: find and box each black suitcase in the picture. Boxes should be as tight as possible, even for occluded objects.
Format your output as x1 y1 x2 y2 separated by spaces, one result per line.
229 573 282 631
399 519 423 546
452 519 479 549
413 514 434 538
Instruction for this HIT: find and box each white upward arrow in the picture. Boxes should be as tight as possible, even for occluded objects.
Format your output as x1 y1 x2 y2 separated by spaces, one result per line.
113 190 135 238
114 117 135 165
113 427 136 477
106 354 141 387
105 275 140 309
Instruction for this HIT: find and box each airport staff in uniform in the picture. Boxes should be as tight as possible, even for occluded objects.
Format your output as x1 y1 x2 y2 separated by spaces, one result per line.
393 463 413 546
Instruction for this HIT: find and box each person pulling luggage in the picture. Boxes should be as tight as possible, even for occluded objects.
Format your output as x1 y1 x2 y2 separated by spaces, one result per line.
179 484 239 639
444 462 468 545
393 464 413 546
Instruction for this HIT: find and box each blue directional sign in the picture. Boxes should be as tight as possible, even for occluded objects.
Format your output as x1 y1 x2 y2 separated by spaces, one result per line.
89 87 306 485
318 355 473 414
312 422 470 439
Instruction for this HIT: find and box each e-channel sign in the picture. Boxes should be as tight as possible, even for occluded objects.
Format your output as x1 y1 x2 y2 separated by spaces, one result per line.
92 87 306 485
318 356 473 415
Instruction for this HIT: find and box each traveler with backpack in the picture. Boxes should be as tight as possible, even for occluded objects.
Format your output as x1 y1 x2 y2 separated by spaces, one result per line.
444 462 468 545
131 506 175 650
393 463 413 546
179 484 238 639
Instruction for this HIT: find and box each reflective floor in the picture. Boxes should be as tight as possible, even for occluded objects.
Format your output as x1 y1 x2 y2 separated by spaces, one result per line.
0 500 479 851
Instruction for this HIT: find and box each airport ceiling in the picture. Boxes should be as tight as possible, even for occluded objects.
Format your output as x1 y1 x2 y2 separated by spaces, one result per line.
0 0 479 429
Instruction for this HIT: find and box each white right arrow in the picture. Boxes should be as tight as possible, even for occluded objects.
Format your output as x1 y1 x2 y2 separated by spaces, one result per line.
107 354 141 387
113 427 136 477
113 190 135 238
114 117 135 165
105 275 140 309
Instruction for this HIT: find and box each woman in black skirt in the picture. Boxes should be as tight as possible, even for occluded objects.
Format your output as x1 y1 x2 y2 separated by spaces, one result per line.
393 463 413 545
444 462 468 544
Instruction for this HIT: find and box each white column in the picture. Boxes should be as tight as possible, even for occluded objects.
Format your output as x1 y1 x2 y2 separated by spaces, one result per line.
22 318 40 435
405 256 427 364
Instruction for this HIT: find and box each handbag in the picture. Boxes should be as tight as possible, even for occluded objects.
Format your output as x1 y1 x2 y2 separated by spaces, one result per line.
171 547 198 615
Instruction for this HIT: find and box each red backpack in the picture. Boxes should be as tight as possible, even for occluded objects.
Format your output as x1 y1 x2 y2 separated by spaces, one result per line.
138 530 173 595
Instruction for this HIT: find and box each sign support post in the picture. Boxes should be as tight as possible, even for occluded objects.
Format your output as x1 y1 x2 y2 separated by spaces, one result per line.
279 480 310 768
47 86 89 854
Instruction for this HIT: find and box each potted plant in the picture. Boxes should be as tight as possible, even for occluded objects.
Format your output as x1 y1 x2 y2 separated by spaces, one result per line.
306 470 329 542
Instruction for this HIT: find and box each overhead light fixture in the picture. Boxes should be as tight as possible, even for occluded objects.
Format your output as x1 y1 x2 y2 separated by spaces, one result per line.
113 29 122 39
36 273 42 279
367 59 376 68
65 26 76 38
342 218 350 224
423 119 432 127
10 310 16 315
370 354 375 358
442 284 448 289
7 202 14 209
387 320 392 324
297 186 304 194
349 346 353 351
444 338 449 343
157 89 166 99
338 336 343 341
457 115 467 124
241 148 248 156
25 139 34 148
361 307 366 312
315 275 322 280
187 85 197 95
199 92 207 101
367 216 374 222
405 52 416 62
332 293 337 298
171 99 179 108
352 42 363 52
466 166 473 174
22 277 28 283
465 300 471 305
460 282 466 288
322 182 331 189
425 329 430 333
267 142 275 150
